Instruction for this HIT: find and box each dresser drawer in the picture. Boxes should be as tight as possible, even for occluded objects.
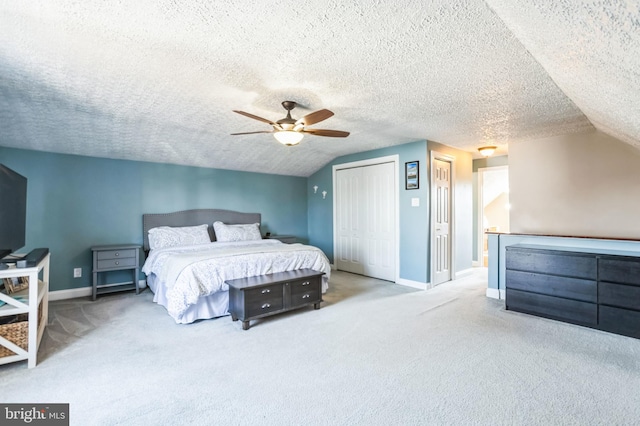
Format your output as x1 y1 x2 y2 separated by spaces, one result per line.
599 257 640 286
246 294 284 317
599 282 640 311
506 289 597 326
97 249 136 261
290 277 321 295
97 257 137 270
291 290 321 307
290 277 321 307
599 306 640 338
506 247 596 279
506 270 596 302
245 284 282 300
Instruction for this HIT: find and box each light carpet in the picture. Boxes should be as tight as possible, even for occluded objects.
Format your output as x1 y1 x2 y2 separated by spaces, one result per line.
1 269 639 425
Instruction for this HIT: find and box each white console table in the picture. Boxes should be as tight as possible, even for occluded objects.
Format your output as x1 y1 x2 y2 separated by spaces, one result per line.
0 253 50 368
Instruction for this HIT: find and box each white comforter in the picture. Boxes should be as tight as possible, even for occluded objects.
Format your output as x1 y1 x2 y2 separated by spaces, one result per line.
142 240 331 322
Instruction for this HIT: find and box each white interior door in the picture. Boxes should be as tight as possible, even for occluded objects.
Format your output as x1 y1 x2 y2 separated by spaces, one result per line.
336 162 396 281
432 158 451 285
363 162 396 281
336 167 364 275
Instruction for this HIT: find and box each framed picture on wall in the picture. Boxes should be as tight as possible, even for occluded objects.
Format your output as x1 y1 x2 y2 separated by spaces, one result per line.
405 161 419 190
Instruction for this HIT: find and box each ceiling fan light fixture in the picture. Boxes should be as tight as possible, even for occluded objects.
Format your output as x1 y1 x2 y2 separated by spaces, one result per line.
478 146 497 157
232 101 348 144
274 131 304 146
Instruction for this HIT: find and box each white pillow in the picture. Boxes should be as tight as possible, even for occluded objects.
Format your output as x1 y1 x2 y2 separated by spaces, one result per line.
213 221 262 242
148 224 211 250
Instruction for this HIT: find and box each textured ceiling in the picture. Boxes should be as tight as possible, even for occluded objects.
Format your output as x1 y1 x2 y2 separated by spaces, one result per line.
0 1 636 177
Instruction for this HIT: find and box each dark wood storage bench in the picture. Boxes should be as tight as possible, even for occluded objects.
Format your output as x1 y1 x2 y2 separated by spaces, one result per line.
505 244 640 339
226 269 325 330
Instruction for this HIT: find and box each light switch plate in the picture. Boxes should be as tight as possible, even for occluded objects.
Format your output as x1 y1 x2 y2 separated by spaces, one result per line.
411 198 420 207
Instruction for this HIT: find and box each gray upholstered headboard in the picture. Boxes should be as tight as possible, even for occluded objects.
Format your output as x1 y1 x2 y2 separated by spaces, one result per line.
142 209 261 252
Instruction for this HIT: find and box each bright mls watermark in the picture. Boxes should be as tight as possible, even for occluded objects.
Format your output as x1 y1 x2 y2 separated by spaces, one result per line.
1 404 69 425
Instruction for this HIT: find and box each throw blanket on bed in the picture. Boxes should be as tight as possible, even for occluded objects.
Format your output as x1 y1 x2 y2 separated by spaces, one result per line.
142 240 331 322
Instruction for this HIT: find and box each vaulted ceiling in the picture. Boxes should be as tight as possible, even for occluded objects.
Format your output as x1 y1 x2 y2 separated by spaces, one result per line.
1 1 638 177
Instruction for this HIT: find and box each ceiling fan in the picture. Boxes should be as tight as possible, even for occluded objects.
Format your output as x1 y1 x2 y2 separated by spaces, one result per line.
231 101 350 146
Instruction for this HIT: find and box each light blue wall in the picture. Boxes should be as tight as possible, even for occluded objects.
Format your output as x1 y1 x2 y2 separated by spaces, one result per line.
2 139 474 292
0 147 308 292
307 140 430 283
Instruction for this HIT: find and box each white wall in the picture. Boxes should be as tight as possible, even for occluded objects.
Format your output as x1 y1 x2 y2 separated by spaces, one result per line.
509 130 640 239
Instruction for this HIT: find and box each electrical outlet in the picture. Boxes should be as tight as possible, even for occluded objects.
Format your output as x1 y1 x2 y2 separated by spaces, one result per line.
73 268 82 278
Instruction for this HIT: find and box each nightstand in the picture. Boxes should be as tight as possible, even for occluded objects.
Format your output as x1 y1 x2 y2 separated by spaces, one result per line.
264 235 297 244
91 244 141 300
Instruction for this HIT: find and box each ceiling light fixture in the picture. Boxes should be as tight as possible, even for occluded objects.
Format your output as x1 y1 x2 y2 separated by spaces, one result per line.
478 146 497 157
231 101 349 146
273 131 304 146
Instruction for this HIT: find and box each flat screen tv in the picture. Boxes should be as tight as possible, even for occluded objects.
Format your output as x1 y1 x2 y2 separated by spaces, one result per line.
0 164 27 260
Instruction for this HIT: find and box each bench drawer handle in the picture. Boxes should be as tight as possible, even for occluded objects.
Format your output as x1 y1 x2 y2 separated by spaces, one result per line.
302 294 310 299
302 281 310 286
261 289 271 294
261 303 271 309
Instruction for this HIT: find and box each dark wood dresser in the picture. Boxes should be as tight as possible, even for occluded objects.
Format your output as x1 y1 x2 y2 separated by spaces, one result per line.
226 269 324 330
506 244 640 338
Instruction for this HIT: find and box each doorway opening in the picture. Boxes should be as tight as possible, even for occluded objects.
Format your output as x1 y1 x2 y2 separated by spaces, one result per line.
478 166 509 266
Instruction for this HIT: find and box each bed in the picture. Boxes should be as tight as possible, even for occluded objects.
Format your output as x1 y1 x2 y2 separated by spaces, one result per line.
141 209 331 324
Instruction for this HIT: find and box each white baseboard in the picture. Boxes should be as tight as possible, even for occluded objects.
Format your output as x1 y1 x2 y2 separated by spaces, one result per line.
396 278 427 290
49 287 91 301
49 280 147 301
486 288 505 300
486 288 500 299
455 268 474 279
472 260 481 267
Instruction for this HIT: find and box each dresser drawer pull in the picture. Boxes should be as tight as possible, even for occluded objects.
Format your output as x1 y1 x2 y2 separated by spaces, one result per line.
115 261 120 265
302 281 310 286
302 294 310 299
261 289 271 294
261 303 271 309
114 252 120 257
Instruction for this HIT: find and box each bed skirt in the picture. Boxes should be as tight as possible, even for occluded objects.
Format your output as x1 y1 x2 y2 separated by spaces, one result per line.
147 275 230 324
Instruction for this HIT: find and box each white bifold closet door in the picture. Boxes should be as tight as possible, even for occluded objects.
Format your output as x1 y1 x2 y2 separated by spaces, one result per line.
336 162 396 281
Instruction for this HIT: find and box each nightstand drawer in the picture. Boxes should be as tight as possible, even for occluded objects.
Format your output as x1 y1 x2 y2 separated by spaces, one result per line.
97 257 137 270
97 249 136 261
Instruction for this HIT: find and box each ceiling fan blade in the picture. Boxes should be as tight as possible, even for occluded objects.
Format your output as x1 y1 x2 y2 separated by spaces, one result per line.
302 129 350 138
230 131 274 135
233 110 277 125
295 109 334 127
